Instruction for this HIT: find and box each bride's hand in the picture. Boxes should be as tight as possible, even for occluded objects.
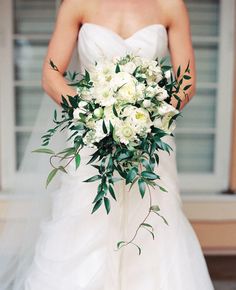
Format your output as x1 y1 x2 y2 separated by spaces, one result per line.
164 0 196 111
41 0 84 105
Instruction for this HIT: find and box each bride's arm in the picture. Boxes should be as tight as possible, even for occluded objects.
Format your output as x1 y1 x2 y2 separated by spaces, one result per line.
42 0 84 105
165 0 196 111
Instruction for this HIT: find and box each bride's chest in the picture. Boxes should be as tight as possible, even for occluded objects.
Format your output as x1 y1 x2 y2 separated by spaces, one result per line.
77 23 168 70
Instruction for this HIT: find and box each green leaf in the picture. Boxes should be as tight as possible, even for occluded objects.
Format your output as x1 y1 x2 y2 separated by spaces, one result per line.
91 199 103 214
102 120 108 134
117 241 126 249
104 197 111 214
159 186 168 192
126 167 138 184
183 84 192 91
150 205 160 212
54 109 57 121
116 150 133 162
141 223 154 231
141 225 155 240
112 105 119 117
109 185 116 200
133 243 142 255
157 213 169 226
58 166 67 173
49 59 58 71
177 65 181 79
83 175 102 182
138 178 146 198
46 168 58 188
32 148 55 154
141 159 152 171
185 60 190 73
141 171 159 180
92 190 105 204
75 154 81 169
183 74 191 80
84 70 90 82
68 95 78 108
115 64 121 73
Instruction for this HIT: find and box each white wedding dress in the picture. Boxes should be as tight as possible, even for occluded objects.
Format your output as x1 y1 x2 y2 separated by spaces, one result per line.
24 23 215 290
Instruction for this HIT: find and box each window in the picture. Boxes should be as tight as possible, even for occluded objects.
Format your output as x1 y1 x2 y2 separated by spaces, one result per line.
0 0 57 191
0 0 235 196
176 0 235 194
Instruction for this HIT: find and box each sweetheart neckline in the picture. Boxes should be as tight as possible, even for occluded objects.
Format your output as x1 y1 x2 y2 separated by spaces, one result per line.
79 22 167 41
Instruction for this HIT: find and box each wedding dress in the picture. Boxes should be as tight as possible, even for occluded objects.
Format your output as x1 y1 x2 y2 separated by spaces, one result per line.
23 23 215 290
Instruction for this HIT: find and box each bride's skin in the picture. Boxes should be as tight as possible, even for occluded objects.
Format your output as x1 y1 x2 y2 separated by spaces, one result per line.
42 0 196 111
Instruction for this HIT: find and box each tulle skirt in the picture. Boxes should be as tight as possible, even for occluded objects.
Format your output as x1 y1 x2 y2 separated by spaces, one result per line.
24 135 214 290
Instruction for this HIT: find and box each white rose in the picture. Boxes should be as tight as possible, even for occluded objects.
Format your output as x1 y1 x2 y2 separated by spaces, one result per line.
111 71 137 90
95 85 116 107
156 87 169 101
123 107 152 136
117 81 137 104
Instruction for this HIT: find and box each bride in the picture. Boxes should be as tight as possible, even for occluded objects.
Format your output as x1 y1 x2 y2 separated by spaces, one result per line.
2 0 215 289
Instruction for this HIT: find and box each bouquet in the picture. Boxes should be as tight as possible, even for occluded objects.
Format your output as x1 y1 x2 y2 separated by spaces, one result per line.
34 54 191 254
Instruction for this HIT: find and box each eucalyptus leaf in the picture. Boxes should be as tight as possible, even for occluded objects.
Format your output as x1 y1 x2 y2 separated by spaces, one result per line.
46 168 58 188
91 199 103 214
75 154 81 169
138 178 146 198
32 148 55 155
84 175 102 182
104 197 111 214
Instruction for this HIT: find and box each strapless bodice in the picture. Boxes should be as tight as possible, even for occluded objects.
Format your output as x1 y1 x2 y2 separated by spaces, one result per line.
77 23 168 72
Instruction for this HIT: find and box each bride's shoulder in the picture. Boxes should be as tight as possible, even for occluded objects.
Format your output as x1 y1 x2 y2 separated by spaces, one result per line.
156 0 189 27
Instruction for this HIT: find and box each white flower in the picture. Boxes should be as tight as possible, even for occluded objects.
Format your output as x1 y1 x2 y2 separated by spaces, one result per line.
111 72 138 103
95 85 116 106
122 106 152 136
121 62 136 74
142 99 152 108
73 108 85 120
114 120 137 145
156 86 169 101
153 116 176 134
92 61 116 83
135 83 145 100
158 102 179 116
111 71 136 89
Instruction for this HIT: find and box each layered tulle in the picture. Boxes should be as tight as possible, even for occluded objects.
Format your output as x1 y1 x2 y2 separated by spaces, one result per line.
24 135 214 290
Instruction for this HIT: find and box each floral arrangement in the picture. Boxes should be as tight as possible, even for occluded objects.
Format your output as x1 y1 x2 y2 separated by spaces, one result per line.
34 54 191 254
